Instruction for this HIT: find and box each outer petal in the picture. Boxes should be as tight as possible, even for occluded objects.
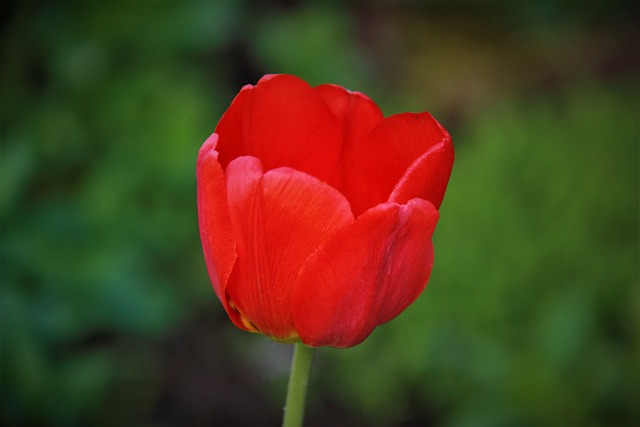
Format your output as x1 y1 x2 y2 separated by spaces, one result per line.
215 74 343 184
389 127 454 209
293 198 439 348
196 134 238 322
346 112 450 216
224 156 354 341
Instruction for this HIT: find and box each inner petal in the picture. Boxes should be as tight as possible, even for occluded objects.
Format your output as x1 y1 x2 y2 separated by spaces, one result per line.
215 74 344 185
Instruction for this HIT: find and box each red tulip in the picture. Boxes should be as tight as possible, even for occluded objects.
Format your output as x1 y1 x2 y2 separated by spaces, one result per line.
197 74 453 348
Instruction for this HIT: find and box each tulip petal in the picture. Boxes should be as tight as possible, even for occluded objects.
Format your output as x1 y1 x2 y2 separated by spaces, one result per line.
224 156 354 341
314 84 384 149
314 84 385 193
196 134 239 324
293 198 439 348
346 112 450 216
215 74 343 184
389 130 454 209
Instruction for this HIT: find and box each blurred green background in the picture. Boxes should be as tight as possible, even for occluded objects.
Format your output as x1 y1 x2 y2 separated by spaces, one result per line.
1 1 638 426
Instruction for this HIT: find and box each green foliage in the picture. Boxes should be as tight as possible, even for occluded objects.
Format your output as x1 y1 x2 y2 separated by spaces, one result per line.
1 3 223 425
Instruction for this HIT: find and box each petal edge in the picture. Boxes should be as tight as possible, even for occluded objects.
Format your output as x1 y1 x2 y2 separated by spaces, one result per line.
196 133 238 318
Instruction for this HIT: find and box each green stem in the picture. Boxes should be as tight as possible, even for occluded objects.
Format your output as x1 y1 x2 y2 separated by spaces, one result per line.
282 343 316 427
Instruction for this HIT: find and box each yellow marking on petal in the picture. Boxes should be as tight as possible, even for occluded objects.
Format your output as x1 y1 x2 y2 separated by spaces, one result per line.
239 315 261 333
228 299 300 342
272 332 301 344
229 300 261 333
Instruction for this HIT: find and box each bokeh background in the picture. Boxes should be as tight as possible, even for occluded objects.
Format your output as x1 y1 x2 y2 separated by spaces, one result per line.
1 1 638 426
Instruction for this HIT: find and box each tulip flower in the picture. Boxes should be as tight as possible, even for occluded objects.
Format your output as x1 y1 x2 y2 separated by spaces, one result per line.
197 74 453 349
